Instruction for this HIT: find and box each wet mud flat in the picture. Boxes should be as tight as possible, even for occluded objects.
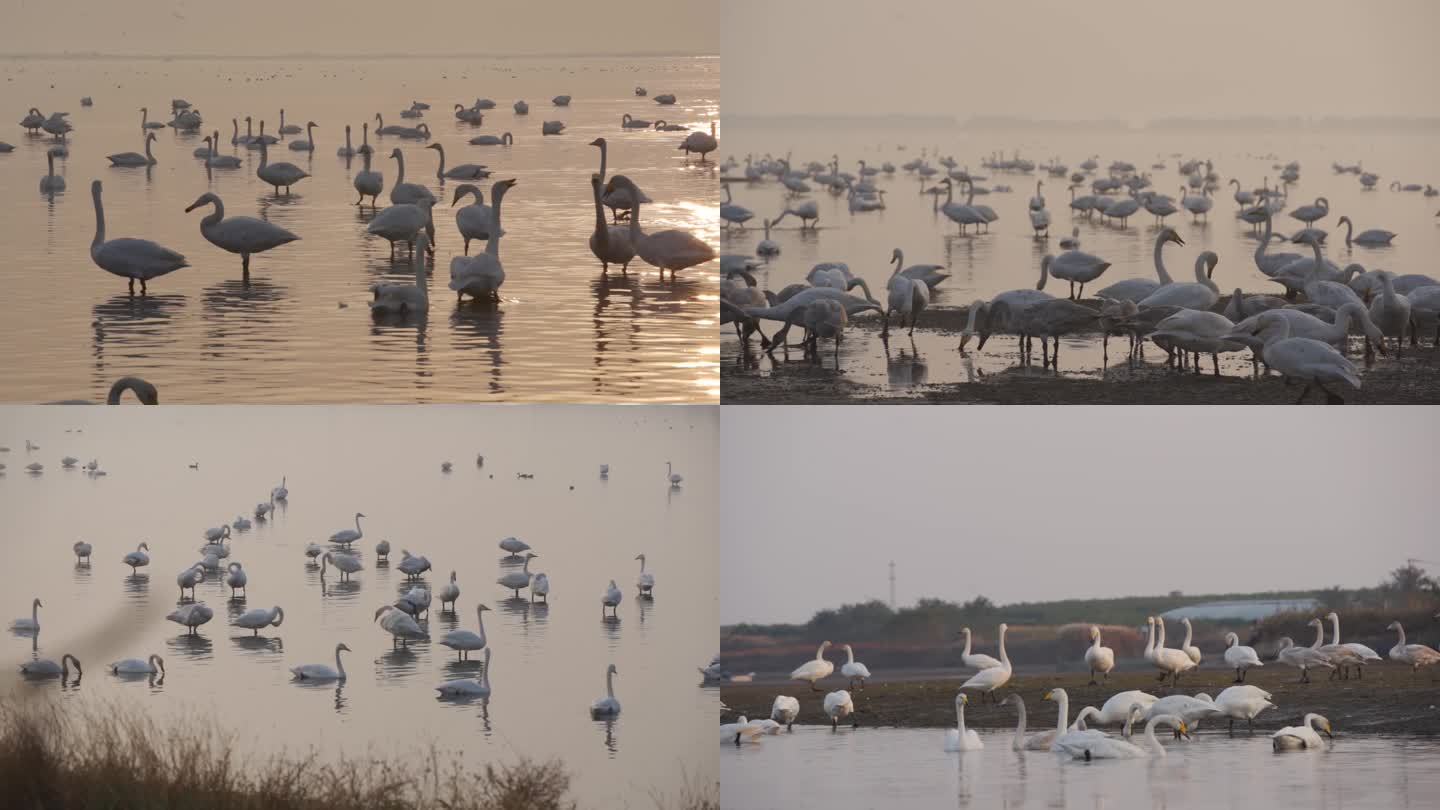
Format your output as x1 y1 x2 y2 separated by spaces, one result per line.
722 298 1440 404
720 668 1440 735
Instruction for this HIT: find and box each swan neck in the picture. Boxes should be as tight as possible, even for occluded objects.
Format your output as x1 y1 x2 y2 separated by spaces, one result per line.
998 626 1009 666
1012 699 1027 748
1330 614 1341 644
605 669 614 698
1154 235 1174 284
335 646 346 678
91 184 106 251
1054 691 1068 735
592 180 607 241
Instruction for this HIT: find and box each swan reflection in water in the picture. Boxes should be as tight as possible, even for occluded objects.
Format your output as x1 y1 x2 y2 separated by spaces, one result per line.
166 633 214 661
594 718 619 755
231 635 284 656
292 679 348 714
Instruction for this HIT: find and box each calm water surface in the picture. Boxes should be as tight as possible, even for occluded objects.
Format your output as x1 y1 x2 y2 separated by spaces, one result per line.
721 726 1440 809
0 406 718 808
0 56 719 403
721 127 1440 395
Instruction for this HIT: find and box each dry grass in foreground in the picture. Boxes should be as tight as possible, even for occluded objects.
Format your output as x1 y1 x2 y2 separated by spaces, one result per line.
0 697 708 810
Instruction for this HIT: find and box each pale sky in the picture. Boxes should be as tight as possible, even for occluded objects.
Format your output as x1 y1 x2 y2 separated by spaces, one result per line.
2 0 716 56
720 407 1440 625
723 0 1440 120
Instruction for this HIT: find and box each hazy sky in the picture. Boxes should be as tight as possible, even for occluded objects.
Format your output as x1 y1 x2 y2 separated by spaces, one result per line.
724 0 1440 119
2 0 716 56
721 407 1440 625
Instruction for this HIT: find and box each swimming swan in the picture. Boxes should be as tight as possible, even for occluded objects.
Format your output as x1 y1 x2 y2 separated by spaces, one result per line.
290 643 350 681
943 693 983 751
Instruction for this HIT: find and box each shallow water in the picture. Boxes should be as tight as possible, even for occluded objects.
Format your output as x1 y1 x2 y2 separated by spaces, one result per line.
720 127 1440 398
0 56 719 403
721 726 1440 809
0 406 718 808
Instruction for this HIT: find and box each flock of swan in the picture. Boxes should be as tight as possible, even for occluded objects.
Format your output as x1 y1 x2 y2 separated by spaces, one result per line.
720 150 1438 402
723 612 1439 757
7 459 693 719
11 93 716 305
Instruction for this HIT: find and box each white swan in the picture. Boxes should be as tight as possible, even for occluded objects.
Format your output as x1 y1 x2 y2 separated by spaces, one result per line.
437 571 461 610
370 231 430 316
956 627 1002 671
959 623 1011 702
73 541 92 563
185 192 299 281
426 142 488 181
139 107 164 130
666 461 683 487
1179 617 1202 666
374 605 428 646
883 249 930 336
374 539 390 560
1386 621 1440 675
20 653 81 679
1288 196 1329 228
166 602 214 634
451 184 500 255
437 647 493 697
590 664 621 716
10 598 41 633
1148 616 1196 686
254 140 309 194
679 122 718 162
320 551 363 582
290 643 350 681
634 554 655 598
337 124 356 157
1095 228 1184 302
531 573 550 603
496 552 538 597
1138 251 1219 310
1322 611 1383 678
89 181 188 294
449 179 516 302
204 130 242 168
791 640 834 691
1336 215 1395 247
943 693 983 751
1272 713 1332 751
823 690 854 729
1223 632 1264 682
1275 636 1335 682
770 696 800 730
541 121 565 136
589 173 635 274
108 132 157 167
224 562 248 597
470 132 513 146
840 644 872 690
329 513 365 547
1222 311 1361 403
287 121 317 152
1213 685 1274 734
997 694 1055 750
1040 251 1112 300
440 603 490 660
122 542 150 571
109 654 164 675
1069 690 1160 730
601 579 623 617
1084 626 1116 684
176 564 205 598
720 716 765 746
499 537 531 556
1140 693 1223 734
1367 270 1413 356
1056 712 1189 760
232 605 284 636
601 176 715 279
397 550 432 579
368 198 433 256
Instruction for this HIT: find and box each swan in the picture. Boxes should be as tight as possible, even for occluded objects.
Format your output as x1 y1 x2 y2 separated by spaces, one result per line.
1223 633 1264 682
1147 617 1196 686
1040 251 1112 300
1336 215 1395 247
320 551 363 582
38 148 66 193
385 148 436 207
426 142 488 180
541 121 565 136
1289 196 1329 228
290 643 350 681
254 140 308 194
653 94 676 105
791 640 834 691
19 654 81 679
955 627 1002 671
109 654 164 675
1255 213 1306 277
394 585 432 619
352 148 385 207
621 113 651 129
635 86 647 97
275 109 301 135
10 598 41 633
959 623 1011 703
232 605 283 636
232 514 252 531
329 513 365 547
840 644 872 690
1367 271 1412 356
451 184 500 255
470 132 513 146
1222 311 1361 403
437 571 461 611
943 693 983 751
1386 621 1440 675
20 107 46 132
496 552 538 597
603 176 715 278
634 554 655 598
1070 690 1161 730
1214 685 1274 734
883 251 930 337
589 173 635 274
1138 252 1219 310
437 647 493 697
590 664 622 717
396 550 431 580
679 122 718 162
1321 611 1383 678
1270 235 1347 297
184 192 299 281
823 690 854 729
513 100 528 115
374 540 390 560
256 497 274 520
70 540 93 563
784 200 819 230
166 602 214 634
1056 712 1189 760
1140 693 1223 734
552 96 571 107
439 603 489 660
601 579 623 617
224 562 247 597
666 461 683 487
756 217 781 257
374 605 428 646
975 298 1103 366
1275 636 1336 681
287 121 317 152
138 107 164 130
997 694 1056 750
1084 626 1116 684
122 542 150 571
108 132 157 167
370 232 430 316
337 124 356 157
1095 228 1183 302
593 139 652 223
1059 226 1081 250
450 179 516 302
499 537 531 556
771 696 800 730
203 130 242 168
373 113 406 135
454 103 484 124
531 573 550 603
956 289 1055 352
1178 618 1202 666
1272 713 1332 751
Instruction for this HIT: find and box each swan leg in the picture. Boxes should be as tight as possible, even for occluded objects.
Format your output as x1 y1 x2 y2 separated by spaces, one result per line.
1293 382 1313 404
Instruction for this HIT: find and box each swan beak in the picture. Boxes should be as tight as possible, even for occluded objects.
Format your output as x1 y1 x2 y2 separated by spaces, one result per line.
184 201 201 213
1042 691 1053 701
1324 725 1333 739
1171 233 1186 246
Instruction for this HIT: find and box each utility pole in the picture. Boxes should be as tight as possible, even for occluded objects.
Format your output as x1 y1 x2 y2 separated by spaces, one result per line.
889 560 896 610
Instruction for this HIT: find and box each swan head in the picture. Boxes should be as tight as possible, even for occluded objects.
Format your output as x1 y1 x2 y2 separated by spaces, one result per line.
1042 689 1065 703
1307 618 1322 628
1159 227 1185 247
999 694 1022 708
425 142 442 152
389 148 402 159
450 184 482 206
634 554 645 563
955 693 969 708
1089 625 1100 639
373 605 394 622
525 552 539 560
33 598 42 608
607 664 618 676
1386 621 1401 631
889 248 902 264
478 603 491 613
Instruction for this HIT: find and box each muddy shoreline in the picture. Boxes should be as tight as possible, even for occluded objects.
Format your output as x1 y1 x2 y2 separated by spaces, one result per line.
719 668 1440 735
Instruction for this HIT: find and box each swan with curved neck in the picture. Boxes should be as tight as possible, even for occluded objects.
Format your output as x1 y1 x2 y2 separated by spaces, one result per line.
959 623 1010 703
1094 228 1183 302
956 627 1003 671
290 643 350 681
1055 710 1189 759
589 172 635 274
439 603 490 661
20 653 82 679
590 664 621 716
370 232 430 315
185 192 299 281
10 598 41 633
449 179 516 302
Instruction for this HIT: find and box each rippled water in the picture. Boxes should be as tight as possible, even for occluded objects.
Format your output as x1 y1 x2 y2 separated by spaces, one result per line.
720 127 1440 396
721 726 1440 809
0 406 718 808
0 56 719 403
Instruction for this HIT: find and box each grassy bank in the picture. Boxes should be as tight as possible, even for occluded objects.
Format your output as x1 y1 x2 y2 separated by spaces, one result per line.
0 698 716 810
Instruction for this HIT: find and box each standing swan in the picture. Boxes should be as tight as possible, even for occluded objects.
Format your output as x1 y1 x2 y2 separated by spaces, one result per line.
255 140 309 194
1386 621 1440 676
590 664 621 716
959 623 1011 703
232 605 284 636
601 580 623 617
450 184 499 255
122 542 151 571
329 513 365 547
603 176 715 279
634 554 655 598
1223 632 1264 682
943 693 983 751
89 181 188 294
790 641 834 691
107 132 158 166
439 603 490 660
185 192 299 281
666 462 683 487
1084 626 1115 684
449 179 517 302
290 643 350 681
1095 228 1183 302
437 571 461 611
224 562 248 597
841 644 872 690
496 552 538 597
370 232 431 315
353 148 384 207
589 173 635 275
956 627 1002 671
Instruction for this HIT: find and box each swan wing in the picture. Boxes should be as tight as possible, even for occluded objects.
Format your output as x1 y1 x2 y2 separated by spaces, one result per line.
94 238 189 276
